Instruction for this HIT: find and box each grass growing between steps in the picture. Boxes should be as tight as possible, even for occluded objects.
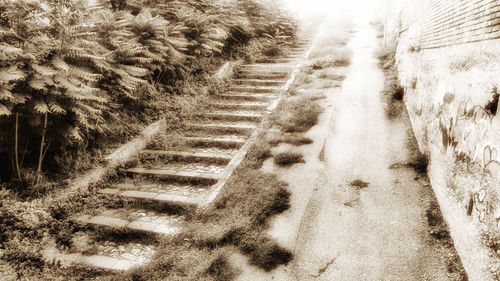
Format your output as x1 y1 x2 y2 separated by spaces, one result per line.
117 19 353 281
101 137 292 281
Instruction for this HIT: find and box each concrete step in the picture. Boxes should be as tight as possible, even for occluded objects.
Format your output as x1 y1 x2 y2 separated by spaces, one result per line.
44 240 156 271
210 101 270 110
126 164 223 184
186 122 256 135
286 50 306 55
283 51 305 56
217 93 277 101
202 110 264 122
237 69 290 76
74 208 185 235
181 136 247 149
232 79 284 86
235 72 288 80
140 149 233 164
99 181 212 206
239 64 294 72
229 85 280 94
272 58 298 63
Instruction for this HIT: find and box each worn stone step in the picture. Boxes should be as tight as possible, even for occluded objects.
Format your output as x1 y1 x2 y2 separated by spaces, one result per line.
239 64 294 72
99 181 212 206
286 49 305 54
237 69 290 76
126 164 223 184
74 208 184 235
186 122 256 135
44 241 156 271
232 79 284 86
229 85 280 93
217 93 277 101
286 52 304 56
140 149 233 164
202 110 264 122
235 72 288 80
272 58 298 63
181 136 247 148
210 101 270 110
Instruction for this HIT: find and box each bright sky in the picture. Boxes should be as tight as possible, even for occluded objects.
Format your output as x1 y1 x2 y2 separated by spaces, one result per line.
279 0 386 24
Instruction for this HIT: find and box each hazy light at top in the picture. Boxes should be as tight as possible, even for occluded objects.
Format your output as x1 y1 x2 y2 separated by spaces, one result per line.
279 0 385 24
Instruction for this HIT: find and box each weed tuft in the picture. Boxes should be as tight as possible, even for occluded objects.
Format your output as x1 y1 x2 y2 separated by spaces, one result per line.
253 188 291 226
350 179 369 190
409 154 429 175
206 255 237 281
273 97 322 133
274 152 305 167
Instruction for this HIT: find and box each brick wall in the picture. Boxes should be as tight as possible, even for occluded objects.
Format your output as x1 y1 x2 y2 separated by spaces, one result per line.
394 0 500 49
390 2 500 280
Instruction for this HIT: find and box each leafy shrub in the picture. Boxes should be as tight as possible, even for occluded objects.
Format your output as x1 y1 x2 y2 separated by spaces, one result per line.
0 0 297 186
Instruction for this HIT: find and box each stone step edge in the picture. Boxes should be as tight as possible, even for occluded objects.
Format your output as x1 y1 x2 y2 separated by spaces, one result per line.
217 93 277 100
140 149 233 163
236 72 289 77
229 85 281 90
232 79 285 85
209 101 270 110
240 64 296 68
73 213 182 236
186 123 257 132
43 245 155 271
99 186 206 206
126 167 221 183
181 136 247 147
202 111 264 121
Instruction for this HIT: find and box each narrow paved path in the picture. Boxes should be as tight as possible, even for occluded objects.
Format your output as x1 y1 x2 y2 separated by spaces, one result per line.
234 23 465 281
291 24 460 281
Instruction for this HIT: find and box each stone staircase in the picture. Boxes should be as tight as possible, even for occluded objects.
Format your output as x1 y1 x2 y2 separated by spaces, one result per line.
45 39 312 271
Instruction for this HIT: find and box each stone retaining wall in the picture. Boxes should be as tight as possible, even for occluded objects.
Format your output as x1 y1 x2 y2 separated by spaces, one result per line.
386 1 500 280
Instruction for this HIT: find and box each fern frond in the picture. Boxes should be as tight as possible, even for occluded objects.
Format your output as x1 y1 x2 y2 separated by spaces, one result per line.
0 44 23 57
0 67 25 83
68 126 83 142
0 103 11 116
32 64 58 77
69 66 102 82
47 99 66 115
0 88 14 101
119 64 149 77
29 75 51 90
33 98 49 114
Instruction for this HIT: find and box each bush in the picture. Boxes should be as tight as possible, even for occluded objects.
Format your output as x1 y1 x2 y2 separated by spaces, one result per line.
0 0 297 186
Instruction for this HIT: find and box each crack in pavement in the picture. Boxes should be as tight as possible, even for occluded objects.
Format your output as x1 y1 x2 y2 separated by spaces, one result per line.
311 256 338 278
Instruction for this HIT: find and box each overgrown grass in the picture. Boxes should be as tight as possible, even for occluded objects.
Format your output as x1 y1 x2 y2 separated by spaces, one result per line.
272 96 323 133
377 45 405 120
125 124 294 280
274 152 305 167
448 49 499 72
268 133 313 147
0 136 293 280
